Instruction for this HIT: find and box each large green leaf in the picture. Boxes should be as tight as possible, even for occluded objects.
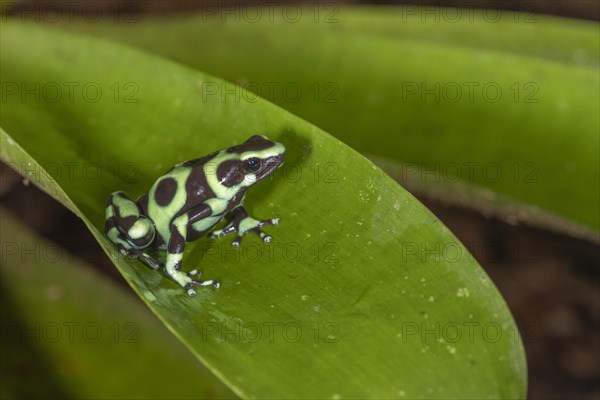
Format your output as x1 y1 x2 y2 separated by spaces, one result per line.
323 7 599 68
0 23 525 398
0 208 236 399
60 7 599 239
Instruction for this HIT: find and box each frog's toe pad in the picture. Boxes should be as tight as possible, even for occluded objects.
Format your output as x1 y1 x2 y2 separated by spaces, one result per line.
261 232 273 243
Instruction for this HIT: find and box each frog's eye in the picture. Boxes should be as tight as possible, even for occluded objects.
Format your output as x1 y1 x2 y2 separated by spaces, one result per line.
244 158 261 172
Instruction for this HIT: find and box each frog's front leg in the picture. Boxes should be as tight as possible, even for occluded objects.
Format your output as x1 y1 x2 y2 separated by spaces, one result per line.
104 191 160 270
209 206 279 247
165 205 220 296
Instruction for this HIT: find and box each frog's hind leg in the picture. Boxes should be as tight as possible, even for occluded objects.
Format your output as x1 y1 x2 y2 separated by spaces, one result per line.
164 204 220 295
104 191 159 269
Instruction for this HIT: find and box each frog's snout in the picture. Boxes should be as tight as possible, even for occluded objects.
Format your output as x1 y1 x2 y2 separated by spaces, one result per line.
272 152 285 164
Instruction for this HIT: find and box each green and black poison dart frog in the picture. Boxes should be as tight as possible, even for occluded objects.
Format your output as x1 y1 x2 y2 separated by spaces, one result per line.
104 135 286 296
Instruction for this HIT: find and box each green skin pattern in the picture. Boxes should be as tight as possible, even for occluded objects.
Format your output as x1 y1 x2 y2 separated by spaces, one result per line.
104 135 286 296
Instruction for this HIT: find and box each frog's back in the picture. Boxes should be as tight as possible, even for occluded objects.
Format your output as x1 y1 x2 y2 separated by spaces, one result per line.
137 159 216 245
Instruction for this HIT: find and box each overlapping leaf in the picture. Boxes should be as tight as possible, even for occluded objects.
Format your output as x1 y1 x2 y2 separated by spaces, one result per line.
0 209 235 399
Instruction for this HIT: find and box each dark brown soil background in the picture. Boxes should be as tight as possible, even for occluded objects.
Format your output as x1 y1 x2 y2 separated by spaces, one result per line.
1 1 599 399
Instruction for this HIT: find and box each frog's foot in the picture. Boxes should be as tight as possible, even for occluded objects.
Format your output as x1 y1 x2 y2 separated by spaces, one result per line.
210 216 279 247
185 278 221 296
120 247 161 270
164 263 219 296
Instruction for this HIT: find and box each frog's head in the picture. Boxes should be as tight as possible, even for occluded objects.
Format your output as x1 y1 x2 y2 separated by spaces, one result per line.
217 135 286 188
